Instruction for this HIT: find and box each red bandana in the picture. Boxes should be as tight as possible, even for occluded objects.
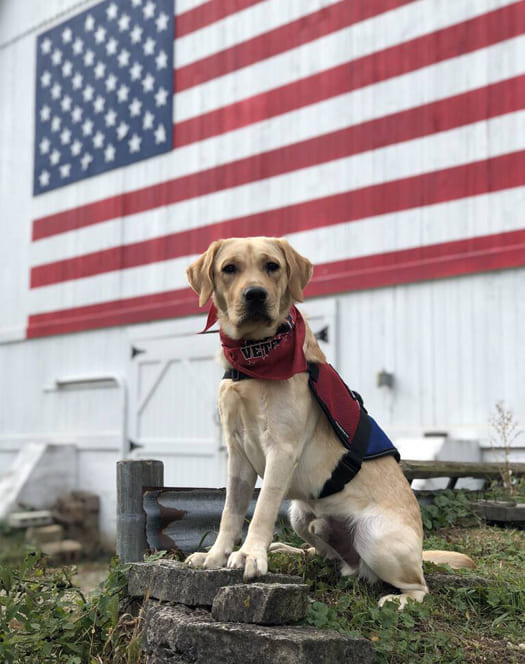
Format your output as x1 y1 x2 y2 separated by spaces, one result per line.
201 303 308 380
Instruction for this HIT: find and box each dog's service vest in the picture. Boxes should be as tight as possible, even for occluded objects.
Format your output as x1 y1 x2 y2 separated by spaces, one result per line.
203 305 400 498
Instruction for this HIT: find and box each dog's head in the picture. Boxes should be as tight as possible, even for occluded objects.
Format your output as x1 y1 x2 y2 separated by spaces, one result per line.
187 237 312 339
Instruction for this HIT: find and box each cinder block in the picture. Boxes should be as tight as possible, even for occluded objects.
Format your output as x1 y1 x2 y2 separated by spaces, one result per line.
41 539 83 559
26 524 64 544
7 511 53 529
212 583 309 625
127 560 302 607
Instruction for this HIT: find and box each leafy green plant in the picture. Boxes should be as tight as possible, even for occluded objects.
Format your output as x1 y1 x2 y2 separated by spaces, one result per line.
419 489 478 531
0 551 141 664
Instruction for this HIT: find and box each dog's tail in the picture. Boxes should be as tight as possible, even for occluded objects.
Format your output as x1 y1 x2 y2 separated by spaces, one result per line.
423 550 475 569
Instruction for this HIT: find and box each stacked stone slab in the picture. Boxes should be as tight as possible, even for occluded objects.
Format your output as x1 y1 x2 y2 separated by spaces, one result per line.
127 561 374 664
52 490 100 555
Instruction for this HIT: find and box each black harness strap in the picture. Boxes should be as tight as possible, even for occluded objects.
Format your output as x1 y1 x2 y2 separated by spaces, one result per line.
222 362 372 499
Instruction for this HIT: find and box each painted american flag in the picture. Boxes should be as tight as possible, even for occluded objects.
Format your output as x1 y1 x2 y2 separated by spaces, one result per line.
28 0 525 338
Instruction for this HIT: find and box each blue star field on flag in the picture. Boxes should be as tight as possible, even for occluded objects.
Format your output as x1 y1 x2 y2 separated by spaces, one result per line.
34 0 174 195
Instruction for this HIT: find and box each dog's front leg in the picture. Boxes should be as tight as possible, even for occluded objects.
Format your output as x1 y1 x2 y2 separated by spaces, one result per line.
186 447 256 570
228 445 298 581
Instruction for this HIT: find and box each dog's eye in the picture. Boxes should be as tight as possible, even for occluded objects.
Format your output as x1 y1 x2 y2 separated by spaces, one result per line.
266 262 280 273
222 264 237 274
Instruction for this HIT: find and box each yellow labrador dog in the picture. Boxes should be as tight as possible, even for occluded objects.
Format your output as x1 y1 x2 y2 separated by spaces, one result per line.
186 236 473 608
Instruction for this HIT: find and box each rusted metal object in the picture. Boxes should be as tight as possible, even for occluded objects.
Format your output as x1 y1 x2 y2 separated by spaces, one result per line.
143 487 291 554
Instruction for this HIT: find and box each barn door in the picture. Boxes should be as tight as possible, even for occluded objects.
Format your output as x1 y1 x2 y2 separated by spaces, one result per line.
128 330 225 487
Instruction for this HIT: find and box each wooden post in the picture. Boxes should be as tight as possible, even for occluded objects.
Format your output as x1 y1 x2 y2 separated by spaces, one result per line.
116 459 164 563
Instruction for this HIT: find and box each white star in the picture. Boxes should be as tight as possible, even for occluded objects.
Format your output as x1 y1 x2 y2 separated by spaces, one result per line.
40 105 51 121
106 2 118 20
105 74 118 92
82 118 94 136
129 97 142 117
62 60 73 77
106 37 118 56
84 14 95 31
143 110 154 130
62 27 72 43
81 152 93 170
118 49 130 67
155 86 168 107
72 72 83 89
84 50 95 66
104 143 116 162
93 131 105 149
51 116 61 132
39 170 50 187
130 62 142 81
51 48 62 66
117 84 129 102
118 13 130 31
131 0 142 6
39 137 51 154
105 108 117 127
83 85 94 102
50 82 61 99
143 37 155 56
41 38 52 54
72 37 83 55
143 1 155 19
50 149 61 165
154 123 166 144
40 70 51 87
71 106 83 123
93 95 105 113
156 12 169 32
94 26 107 44
155 50 168 70
142 73 154 92
128 133 141 153
60 163 71 178
130 25 143 44
94 62 106 79
116 121 129 140
60 127 71 145
71 139 82 156
60 95 72 112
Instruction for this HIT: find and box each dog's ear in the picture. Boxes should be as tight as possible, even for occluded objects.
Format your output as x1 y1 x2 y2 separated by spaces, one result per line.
277 238 313 302
186 240 223 307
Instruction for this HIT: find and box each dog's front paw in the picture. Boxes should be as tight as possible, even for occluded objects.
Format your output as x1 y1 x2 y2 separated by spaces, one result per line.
185 550 228 569
227 548 268 581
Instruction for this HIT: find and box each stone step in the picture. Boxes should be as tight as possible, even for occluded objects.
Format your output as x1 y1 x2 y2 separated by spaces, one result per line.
212 583 309 625
127 560 302 607
143 601 374 664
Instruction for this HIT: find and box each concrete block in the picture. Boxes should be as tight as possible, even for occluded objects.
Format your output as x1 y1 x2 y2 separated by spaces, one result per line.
212 583 309 625
127 560 302 607
26 524 64 544
7 510 53 528
143 601 374 664
472 501 525 524
41 539 83 559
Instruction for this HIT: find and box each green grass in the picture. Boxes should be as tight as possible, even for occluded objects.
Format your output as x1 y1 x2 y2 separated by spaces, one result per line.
268 522 525 663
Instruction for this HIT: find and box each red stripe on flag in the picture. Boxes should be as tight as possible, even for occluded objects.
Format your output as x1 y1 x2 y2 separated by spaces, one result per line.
30 150 525 287
176 0 267 38
26 229 525 338
174 0 525 146
33 75 525 242
174 0 525 92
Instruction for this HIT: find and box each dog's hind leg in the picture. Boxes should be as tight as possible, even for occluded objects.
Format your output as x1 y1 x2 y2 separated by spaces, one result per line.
352 512 428 608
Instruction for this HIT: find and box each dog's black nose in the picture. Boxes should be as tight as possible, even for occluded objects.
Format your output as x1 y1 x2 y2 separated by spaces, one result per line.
244 287 267 304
